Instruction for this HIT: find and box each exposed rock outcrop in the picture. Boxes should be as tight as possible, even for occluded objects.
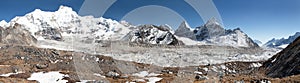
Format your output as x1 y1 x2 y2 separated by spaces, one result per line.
0 23 37 45
128 25 181 45
192 18 258 47
174 21 197 40
262 36 300 78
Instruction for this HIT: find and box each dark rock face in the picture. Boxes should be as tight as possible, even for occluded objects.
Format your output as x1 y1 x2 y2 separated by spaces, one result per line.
194 18 225 41
174 21 197 40
262 36 300 78
192 18 258 47
0 23 37 45
36 27 62 41
128 25 181 45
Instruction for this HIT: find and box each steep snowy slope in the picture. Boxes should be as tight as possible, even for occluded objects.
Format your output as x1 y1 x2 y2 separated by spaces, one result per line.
263 32 300 48
207 28 258 47
5 5 182 46
174 21 197 40
7 6 131 42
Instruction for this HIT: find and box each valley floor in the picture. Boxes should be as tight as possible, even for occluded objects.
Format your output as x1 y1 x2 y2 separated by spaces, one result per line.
0 45 296 83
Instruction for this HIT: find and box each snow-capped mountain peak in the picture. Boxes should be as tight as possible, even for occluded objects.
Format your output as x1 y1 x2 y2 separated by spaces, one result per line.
180 21 192 30
0 20 8 28
191 19 258 47
5 5 132 42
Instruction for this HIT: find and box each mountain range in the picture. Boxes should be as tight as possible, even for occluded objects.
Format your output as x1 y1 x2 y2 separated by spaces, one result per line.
0 5 260 48
175 18 258 47
263 32 300 48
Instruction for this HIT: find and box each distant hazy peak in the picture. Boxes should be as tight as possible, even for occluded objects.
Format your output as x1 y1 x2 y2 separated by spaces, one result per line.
206 17 220 26
263 32 300 48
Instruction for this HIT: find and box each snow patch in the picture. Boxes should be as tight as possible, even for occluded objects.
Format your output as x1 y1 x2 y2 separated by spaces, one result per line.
27 71 69 83
0 71 24 77
251 63 262 67
93 73 106 78
194 71 203 74
278 44 288 48
175 36 205 45
146 77 162 83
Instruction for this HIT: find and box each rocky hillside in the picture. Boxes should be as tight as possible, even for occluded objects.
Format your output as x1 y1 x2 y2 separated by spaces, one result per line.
262 36 300 78
0 24 36 45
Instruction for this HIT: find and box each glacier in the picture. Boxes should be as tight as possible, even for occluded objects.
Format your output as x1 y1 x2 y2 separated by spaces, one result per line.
0 5 280 67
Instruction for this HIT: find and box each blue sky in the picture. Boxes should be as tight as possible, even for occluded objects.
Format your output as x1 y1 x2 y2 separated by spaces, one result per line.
0 0 299 43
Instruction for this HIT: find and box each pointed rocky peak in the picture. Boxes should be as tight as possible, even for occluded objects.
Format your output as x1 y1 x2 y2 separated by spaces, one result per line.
176 21 194 31
174 21 196 40
180 21 192 29
194 17 225 40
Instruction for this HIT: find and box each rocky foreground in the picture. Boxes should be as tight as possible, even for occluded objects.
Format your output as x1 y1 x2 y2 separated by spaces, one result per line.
0 36 299 83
